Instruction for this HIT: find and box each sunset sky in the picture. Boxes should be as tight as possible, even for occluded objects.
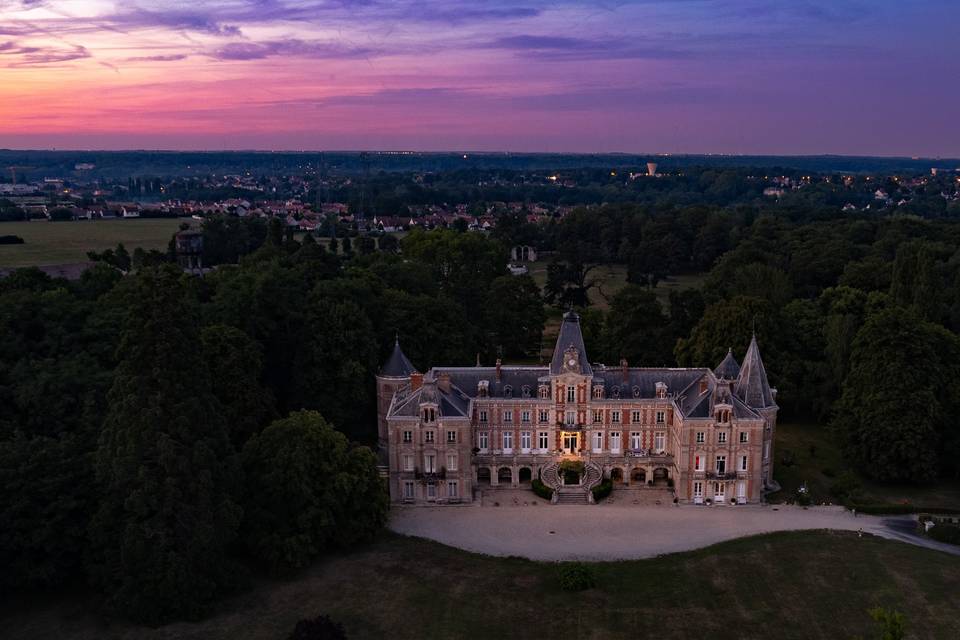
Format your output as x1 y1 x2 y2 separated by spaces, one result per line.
1 0 958 155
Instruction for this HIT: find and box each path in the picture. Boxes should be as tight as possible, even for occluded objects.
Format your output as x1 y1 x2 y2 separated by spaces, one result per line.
388 502 960 560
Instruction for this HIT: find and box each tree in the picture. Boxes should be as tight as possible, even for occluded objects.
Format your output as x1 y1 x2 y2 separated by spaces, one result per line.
356 236 376 255
601 285 672 365
88 265 243 624
832 307 960 482
377 234 398 253
289 614 348 640
241 411 387 573
675 296 777 368
201 324 275 448
486 275 546 358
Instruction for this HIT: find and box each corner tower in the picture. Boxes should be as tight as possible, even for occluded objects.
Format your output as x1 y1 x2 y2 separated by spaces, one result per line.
376 337 417 454
735 335 778 489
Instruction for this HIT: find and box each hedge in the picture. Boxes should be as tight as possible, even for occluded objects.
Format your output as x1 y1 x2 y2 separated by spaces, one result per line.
848 504 960 516
591 478 613 503
531 478 553 501
928 524 960 545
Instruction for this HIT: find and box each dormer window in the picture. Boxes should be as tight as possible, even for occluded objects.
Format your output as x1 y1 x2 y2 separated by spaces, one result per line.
503 385 513 398
632 386 641 398
593 386 604 399
539 385 550 399
422 407 436 423
521 385 531 398
655 382 667 399
611 387 621 399
478 380 489 398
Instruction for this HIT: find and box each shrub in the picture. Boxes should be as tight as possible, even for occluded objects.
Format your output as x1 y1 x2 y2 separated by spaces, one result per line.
0 235 25 245
557 562 596 591
592 478 613 502
531 478 553 501
928 524 960 545
829 470 863 503
289 614 347 640
780 449 796 467
795 489 812 506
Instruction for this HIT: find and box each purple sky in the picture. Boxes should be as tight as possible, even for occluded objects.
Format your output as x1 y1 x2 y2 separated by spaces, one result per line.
1 0 958 155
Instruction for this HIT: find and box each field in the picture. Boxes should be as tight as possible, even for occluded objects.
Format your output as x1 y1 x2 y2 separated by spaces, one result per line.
773 422 960 508
0 219 186 268
5 530 959 640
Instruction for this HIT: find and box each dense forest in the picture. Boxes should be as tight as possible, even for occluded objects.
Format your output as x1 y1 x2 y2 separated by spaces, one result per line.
3 165 960 624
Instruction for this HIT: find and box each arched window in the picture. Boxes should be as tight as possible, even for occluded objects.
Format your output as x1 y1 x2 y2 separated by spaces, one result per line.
503 385 513 398
539 385 550 399
521 385 531 398
632 386 641 398
593 386 604 399
611 387 621 399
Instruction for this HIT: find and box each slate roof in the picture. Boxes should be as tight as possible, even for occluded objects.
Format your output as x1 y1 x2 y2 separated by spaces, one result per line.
714 349 741 380
549 311 593 376
735 335 776 409
380 338 417 377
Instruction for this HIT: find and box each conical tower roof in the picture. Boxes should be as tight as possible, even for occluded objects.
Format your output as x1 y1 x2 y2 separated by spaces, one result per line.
735 335 775 408
380 336 416 377
714 348 741 380
550 311 593 376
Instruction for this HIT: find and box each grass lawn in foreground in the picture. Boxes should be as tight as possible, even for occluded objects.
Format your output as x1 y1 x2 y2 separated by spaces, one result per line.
773 422 960 508
5 530 959 640
0 218 187 268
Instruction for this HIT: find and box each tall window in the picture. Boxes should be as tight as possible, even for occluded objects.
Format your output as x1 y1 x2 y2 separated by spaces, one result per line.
654 432 665 453
696 431 705 444
447 453 458 471
478 432 489 451
631 411 641 424
424 430 435 444
565 410 576 426
504 410 513 423
593 409 603 423
520 431 532 451
695 454 704 471
403 455 414 471
716 455 726 474
424 454 436 473
567 386 576 403
740 455 748 471
611 410 621 423
427 483 436 499
630 432 641 449
503 431 513 451
422 407 436 423
694 481 703 498
656 410 665 424
610 431 621 452
593 431 603 452
740 431 748 443
718 431 727 444
538 431 549 450
404 481 414 499
479 410 488 423
521 410 531 423
447 430 457 443
447 481 458 498
539 409 549 423
402 430 413 443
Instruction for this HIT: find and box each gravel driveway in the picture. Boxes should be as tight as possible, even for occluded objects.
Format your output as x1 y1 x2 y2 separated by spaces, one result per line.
388 501 960 560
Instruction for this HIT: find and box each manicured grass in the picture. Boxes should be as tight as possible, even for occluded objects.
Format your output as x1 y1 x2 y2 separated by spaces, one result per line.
0 219 187 268
773 422 960 508
5 530 959 639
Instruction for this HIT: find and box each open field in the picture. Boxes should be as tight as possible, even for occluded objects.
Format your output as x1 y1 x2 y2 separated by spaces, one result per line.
773 422 960 508
0 219 186 268
5 530 958 640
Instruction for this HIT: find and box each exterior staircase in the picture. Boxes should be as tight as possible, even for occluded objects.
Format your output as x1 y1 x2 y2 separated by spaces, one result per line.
541 459 603 505
555 487 589 504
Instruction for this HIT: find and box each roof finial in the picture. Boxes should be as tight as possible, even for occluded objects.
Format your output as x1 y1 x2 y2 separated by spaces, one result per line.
394 330 400 345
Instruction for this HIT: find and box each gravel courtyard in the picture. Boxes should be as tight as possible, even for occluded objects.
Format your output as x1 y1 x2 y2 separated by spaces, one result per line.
389 499 960 560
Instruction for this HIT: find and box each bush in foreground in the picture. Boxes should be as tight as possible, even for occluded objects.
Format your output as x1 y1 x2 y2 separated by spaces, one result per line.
288 614 347 640
591 478 613 502
557 562 596 592
928 524 960 545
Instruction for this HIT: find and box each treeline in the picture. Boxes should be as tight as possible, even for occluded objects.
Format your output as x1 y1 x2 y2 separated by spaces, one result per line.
0 225 546 623
518 203 960 484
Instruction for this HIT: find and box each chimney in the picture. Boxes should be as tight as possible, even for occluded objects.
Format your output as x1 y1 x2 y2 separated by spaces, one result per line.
438 372 451 393
410 372 423 391
495 358 502 382
620 357 628 383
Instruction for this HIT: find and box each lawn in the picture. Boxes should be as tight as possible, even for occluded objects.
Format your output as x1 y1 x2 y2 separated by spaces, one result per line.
0 219 187 268
5 530 958 639
773 422 960 508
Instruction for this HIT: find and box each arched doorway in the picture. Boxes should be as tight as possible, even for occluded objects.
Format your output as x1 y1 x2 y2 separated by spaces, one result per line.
518 467 532 485
477 467 491 485
498 467 513 484
610 468 624 484
653 468 669 485
631 468 646 483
